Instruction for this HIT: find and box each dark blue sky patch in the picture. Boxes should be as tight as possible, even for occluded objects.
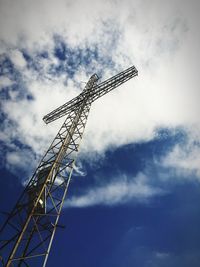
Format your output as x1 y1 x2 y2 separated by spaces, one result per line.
0 168 22 220
21 49 45 73
26 93 34 100
0 140 7 169
4 36 118 86
0 87 10 101
155 127 187 146
38 51 49 59
21 50 32 63
0 81 34 103
0 55 24 87
53 43 90 77
67 127 187 199
11 139 30 150
0 55 15 76
110 183 200 267
54 41 67 61
53 35 116 79
46 181 200 267
104 128 185 175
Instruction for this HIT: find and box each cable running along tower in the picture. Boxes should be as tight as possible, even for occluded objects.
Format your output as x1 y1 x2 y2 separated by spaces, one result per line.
0 66 138 266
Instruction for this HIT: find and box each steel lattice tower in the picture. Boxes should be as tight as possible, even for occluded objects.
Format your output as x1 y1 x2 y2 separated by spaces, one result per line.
0 66 138 266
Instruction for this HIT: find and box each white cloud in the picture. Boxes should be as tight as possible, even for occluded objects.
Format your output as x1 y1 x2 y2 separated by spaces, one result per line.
9 49 26 69
6 148 37 179
73 162 87 177
0 0 200 177
65 173 164 208
162 141 200 179
0 76 14 89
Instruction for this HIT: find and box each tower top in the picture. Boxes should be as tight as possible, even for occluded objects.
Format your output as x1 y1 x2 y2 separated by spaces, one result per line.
43 65 138 124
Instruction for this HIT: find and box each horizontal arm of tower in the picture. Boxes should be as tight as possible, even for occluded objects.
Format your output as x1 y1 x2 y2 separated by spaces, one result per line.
43 66 138 124
90 65 138 102
43 92 85 124
43 74 99 124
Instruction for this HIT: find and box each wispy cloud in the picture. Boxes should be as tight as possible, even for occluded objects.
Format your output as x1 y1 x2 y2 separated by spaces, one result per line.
73 162 87 177
162 140 200 179
65 173 164 208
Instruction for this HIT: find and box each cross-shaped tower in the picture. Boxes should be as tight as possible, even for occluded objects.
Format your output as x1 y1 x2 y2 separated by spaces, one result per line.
0 65 138 266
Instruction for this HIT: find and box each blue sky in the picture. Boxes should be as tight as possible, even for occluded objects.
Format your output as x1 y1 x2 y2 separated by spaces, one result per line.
0 0 200 266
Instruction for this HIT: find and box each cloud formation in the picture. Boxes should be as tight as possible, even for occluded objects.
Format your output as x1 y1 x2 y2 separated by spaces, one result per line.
162 140 200 179
65 173 164 208
0 0 200 181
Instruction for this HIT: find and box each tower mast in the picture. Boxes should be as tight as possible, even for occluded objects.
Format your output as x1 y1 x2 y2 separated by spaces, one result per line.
0 66 138 266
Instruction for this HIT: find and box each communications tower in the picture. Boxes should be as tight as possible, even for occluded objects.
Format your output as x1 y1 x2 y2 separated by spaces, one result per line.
0 65 138 266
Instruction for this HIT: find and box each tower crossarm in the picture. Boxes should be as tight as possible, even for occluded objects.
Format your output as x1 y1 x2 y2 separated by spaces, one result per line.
43 74 99 124
43 66 138 124
90 65 138 102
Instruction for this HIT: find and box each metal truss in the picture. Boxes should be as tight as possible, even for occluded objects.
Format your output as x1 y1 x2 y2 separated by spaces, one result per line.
43 66 138 124
0 66 138 266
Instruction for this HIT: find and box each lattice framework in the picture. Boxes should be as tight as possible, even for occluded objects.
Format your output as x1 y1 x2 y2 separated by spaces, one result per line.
0 66 138 267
